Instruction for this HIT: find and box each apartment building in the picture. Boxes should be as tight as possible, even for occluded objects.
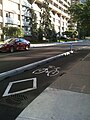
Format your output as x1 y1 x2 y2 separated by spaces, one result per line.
0 0 31 40
32 0 71 35
0 0 71 40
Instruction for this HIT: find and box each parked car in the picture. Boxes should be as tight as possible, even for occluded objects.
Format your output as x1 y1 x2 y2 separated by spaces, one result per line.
0 38 30 52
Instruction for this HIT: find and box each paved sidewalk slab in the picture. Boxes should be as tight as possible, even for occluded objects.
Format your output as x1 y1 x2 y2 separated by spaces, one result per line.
16 88 90 120
50 59 90 94
16 51 90 120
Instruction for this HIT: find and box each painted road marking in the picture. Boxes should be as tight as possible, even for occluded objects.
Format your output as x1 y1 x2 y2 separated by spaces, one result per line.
0 51 73 81
2 78 37 97
32 66 60 77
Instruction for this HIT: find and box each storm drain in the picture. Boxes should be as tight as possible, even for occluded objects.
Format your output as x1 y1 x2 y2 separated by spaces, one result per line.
0 94 28 108
6 94 28 104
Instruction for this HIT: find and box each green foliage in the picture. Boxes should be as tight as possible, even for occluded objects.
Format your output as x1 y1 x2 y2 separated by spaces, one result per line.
37 27 43 41
29 0 56 42
3 26 24 38
69 0 90 38
30 8 38 34
39 0 54 41
62 30 77 38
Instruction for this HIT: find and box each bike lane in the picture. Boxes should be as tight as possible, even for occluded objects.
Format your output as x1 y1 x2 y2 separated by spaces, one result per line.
0 64 62 120
0 49 90 120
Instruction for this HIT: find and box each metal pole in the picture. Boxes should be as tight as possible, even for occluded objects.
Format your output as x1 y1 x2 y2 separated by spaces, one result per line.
70 43 73 51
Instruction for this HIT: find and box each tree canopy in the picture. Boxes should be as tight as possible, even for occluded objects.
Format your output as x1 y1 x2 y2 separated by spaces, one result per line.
30 8 38 40
3 26 24 38
40 0 55 41
69 0 90 38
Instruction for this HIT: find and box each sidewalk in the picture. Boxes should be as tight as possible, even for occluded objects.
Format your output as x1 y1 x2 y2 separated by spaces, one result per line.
16 51 90 120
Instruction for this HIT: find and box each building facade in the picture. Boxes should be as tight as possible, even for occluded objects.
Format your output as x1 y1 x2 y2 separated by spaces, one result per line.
33 0 71 35
0 0 71 40
0 0 31 40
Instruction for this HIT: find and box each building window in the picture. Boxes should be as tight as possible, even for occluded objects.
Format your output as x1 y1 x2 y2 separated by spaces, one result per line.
26 17 30 22
18 4 20 10
0 22 2 29
62 27 64 30
0 10 2 17
6 12 14 18
23 26 28 31
10 12 14 19
18 15 20 20
58 20 60 23
6 12 10 17
53 18 55 22
25 26 28 31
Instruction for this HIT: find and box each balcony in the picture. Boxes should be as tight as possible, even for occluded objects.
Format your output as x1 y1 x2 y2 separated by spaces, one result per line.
49 3 70 18
21 10 31 17
5 17 19 25
22 21 30 26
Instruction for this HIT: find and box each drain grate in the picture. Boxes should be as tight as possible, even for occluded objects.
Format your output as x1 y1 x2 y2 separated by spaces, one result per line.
0 94 28 108
6 94 28 105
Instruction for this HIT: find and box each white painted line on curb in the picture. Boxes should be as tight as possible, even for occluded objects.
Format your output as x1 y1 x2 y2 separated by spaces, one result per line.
0 51 73 81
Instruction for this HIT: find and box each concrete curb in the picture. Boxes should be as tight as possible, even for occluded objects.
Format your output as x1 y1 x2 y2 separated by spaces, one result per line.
30 41 83 48
0 51 73 81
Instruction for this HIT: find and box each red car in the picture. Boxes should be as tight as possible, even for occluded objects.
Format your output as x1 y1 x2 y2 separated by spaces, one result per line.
0 38 30 52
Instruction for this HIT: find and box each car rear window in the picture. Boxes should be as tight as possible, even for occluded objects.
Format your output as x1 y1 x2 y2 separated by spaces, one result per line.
19 38 26 42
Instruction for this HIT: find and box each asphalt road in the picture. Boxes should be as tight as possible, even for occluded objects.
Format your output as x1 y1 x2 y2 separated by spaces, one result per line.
0 47 90 120
0 45 71 73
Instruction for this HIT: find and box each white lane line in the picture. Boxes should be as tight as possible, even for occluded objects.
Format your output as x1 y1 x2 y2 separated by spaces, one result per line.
0 51 74 81
2 78 37 97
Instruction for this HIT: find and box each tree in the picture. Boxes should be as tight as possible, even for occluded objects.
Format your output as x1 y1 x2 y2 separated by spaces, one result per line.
3 26 24 38
40 0 54 41
37 27 43 42
62 30 76 38
68 0 90 39
30 8 38 40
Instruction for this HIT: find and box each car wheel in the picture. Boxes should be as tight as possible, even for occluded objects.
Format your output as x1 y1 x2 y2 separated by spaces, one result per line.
10 47 14 52
25 45 29 50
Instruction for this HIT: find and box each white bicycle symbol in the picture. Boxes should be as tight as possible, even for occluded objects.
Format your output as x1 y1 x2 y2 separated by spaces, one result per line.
32 66 60 77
